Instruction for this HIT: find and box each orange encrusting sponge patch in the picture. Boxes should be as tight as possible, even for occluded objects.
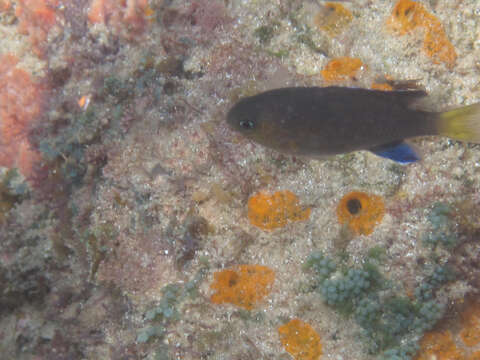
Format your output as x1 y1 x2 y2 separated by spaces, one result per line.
415 330 463 360
337 191 385 236
387 0 457 67
460 316 480 348
278 319 323 360
387 0 431 35
210 265 275 310
314 2 352 37
321 57 364 82
414 300 480 360
247 190 311 231
460 300 480 348
371 82 394 91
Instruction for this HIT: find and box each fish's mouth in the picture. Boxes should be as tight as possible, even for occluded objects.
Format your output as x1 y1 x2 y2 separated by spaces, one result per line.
225 112 236 129
225 111 245 137
225 105 239 127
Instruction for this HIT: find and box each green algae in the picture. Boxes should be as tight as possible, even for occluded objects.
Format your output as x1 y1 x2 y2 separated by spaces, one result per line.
304 248 449 358
254 25 276 45
423 202 459 249
137 268 208 345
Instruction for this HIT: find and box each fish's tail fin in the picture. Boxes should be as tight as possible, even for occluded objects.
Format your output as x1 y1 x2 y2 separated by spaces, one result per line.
437 103 480 143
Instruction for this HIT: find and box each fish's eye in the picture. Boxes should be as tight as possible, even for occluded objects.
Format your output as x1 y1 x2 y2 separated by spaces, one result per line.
239 119 255 130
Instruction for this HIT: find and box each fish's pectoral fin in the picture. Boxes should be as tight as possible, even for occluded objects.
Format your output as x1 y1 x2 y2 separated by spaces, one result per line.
369 141 421 164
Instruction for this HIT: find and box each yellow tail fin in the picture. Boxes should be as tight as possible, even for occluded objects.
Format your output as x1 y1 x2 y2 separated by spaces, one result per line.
438 103 480 143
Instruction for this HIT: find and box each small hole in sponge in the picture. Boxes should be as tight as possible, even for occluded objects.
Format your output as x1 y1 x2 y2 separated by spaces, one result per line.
347 198 362 215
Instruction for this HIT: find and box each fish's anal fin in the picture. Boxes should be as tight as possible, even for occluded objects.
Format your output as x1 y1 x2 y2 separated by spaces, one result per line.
369 141 420 164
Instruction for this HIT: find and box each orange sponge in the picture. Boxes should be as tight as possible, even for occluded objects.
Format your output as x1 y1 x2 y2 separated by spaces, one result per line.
371 82 394 91
248 190 311 231
415 330 463 360
210 264 275 310
278 319 322 360
387 0 457 67
321 57 364 82
314 2 352 37
469 351 480 360
337 191 385 236
460 301 480 348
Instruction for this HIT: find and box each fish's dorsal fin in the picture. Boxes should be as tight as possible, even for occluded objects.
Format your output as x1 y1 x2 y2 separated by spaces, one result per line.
369 141 421 164
380 89 428 105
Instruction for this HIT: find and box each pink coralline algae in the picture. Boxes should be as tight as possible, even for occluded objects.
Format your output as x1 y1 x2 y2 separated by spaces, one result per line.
88 0 153 37
0 0 11 11
15 0 60 56
0 54 45 180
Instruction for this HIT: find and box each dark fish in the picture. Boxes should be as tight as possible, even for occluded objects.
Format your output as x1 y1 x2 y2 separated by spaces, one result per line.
226 86 480 163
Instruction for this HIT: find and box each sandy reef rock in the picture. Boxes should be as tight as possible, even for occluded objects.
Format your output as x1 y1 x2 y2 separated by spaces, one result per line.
1 0 480 359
